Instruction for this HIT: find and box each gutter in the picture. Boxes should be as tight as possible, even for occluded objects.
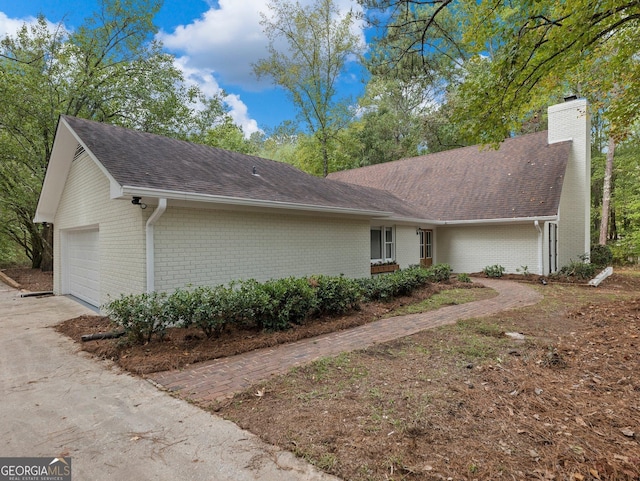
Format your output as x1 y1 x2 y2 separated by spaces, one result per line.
441 215 558 226
146 198 167 293
119 186 394 219
534 220 544 275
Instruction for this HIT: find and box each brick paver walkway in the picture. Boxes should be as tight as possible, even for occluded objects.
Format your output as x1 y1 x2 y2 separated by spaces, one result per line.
148 279 542 404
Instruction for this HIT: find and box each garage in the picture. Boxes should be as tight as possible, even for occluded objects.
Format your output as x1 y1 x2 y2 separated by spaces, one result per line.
65 229 100 307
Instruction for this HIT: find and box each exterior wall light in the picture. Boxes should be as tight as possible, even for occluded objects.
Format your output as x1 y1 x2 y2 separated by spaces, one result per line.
131 196 147 209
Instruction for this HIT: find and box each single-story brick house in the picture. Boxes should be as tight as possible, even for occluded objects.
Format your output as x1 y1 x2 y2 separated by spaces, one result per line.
34 99 590 308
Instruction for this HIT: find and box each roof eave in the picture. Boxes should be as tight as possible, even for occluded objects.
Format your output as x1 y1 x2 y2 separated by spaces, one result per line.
119 185 396 218
373 215 445 225
33 118 77 224
34 116 123 224
441 215 558 225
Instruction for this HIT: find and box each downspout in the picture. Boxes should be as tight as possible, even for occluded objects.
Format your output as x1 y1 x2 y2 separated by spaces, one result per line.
534 220 543 275
146 198 167 293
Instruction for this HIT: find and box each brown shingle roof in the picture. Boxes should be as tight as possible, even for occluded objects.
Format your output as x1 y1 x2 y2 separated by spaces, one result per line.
328 131 571 221
62 116 424 219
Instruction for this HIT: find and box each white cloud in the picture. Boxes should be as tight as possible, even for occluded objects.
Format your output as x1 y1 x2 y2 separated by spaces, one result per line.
157 0 267 91
157 0 365 91
174 56 260 137
0 12 60 39
224 93 260 137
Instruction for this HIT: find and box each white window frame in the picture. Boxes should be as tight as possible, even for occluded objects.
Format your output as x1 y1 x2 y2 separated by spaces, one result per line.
419 229 432 259
371 226 395 263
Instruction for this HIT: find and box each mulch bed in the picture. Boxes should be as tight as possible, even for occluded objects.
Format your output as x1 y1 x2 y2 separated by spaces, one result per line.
54 281 484 374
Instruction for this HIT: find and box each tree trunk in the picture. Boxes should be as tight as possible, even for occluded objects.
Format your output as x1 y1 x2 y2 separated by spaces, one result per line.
41 224 54 272
321 133 329 178
28 221 44 269
599 135 615 245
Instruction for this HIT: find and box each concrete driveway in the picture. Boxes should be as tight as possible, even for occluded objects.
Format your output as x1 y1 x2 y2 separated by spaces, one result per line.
0 283 338 481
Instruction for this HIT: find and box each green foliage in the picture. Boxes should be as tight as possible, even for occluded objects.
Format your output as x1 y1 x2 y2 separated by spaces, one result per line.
258 277 316 331
611 241 640 265
0 3 229 267
343 78 427 166
457 273 471 283
483 265 505 278
359 265 432 301
311 275 364 316
103 266 456 343
196 116 257 154
590 245 613 268
164 287 199 328
365 0 640 144
229 279 273 329
254 0 364 176
557 260 597 280
425 263 452 282
103 291 169 344
516 265 530 277
189 286 236 339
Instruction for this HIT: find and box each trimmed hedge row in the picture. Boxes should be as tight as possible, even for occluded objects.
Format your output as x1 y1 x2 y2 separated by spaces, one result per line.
104 264 452 344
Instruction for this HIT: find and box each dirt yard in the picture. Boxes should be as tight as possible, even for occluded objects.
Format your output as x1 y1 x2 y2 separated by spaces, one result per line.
5 267 640 480
1 267 52 292
216 273 640 481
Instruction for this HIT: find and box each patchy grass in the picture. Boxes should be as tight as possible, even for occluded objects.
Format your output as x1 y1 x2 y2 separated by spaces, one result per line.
385 287 497 317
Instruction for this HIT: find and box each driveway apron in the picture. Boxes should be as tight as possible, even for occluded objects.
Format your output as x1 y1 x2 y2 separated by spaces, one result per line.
0 283 338 481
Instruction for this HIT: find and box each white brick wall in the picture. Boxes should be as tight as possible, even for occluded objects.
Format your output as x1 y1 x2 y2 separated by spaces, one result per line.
54 152 146 307
548 99 591 268
153 207 371 292
395 225 421 268
436 224 539 274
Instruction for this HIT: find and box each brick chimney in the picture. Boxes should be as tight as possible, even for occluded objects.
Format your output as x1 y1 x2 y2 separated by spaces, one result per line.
547 98 591 267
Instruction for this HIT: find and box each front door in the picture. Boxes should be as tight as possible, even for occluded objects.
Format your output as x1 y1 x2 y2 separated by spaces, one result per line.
419 229 433 267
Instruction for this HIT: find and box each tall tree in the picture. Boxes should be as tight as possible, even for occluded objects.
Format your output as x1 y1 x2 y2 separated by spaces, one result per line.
362 0 640 143
0 0 228 268
364 0 639 248
254 0 365 177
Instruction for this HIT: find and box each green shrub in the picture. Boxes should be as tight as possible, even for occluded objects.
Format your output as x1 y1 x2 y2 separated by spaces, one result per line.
590 244 613 268
104 291 169 344
425 263 452 282
228 279 273 329
483 264 505 278
104 265 456 342
164 287 198 328
557 260 596 280
311 275 363 316
610 238 640 265
359 265 432 301
259 277 316 330
188 286 235 338
457 273 471 283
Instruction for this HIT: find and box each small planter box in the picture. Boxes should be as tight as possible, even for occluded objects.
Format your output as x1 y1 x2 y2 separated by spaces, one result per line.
371 264 399 275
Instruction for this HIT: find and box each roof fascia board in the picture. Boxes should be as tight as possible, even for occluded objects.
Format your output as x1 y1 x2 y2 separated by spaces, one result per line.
33 119 76 223
441 215 558 225
59 118 122 190
372 215 559 226
33 117 124 224
120 185 396 218
549 137 573 145
373 216 444 225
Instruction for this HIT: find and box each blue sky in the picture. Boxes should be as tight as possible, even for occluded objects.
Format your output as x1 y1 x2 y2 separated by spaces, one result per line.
0 0 367 136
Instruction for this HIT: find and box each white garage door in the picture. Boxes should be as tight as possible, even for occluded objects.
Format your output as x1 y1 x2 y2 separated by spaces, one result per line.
66 229 100 307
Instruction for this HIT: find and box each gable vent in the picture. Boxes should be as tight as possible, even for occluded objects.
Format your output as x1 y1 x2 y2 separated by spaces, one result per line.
73 144 85 161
